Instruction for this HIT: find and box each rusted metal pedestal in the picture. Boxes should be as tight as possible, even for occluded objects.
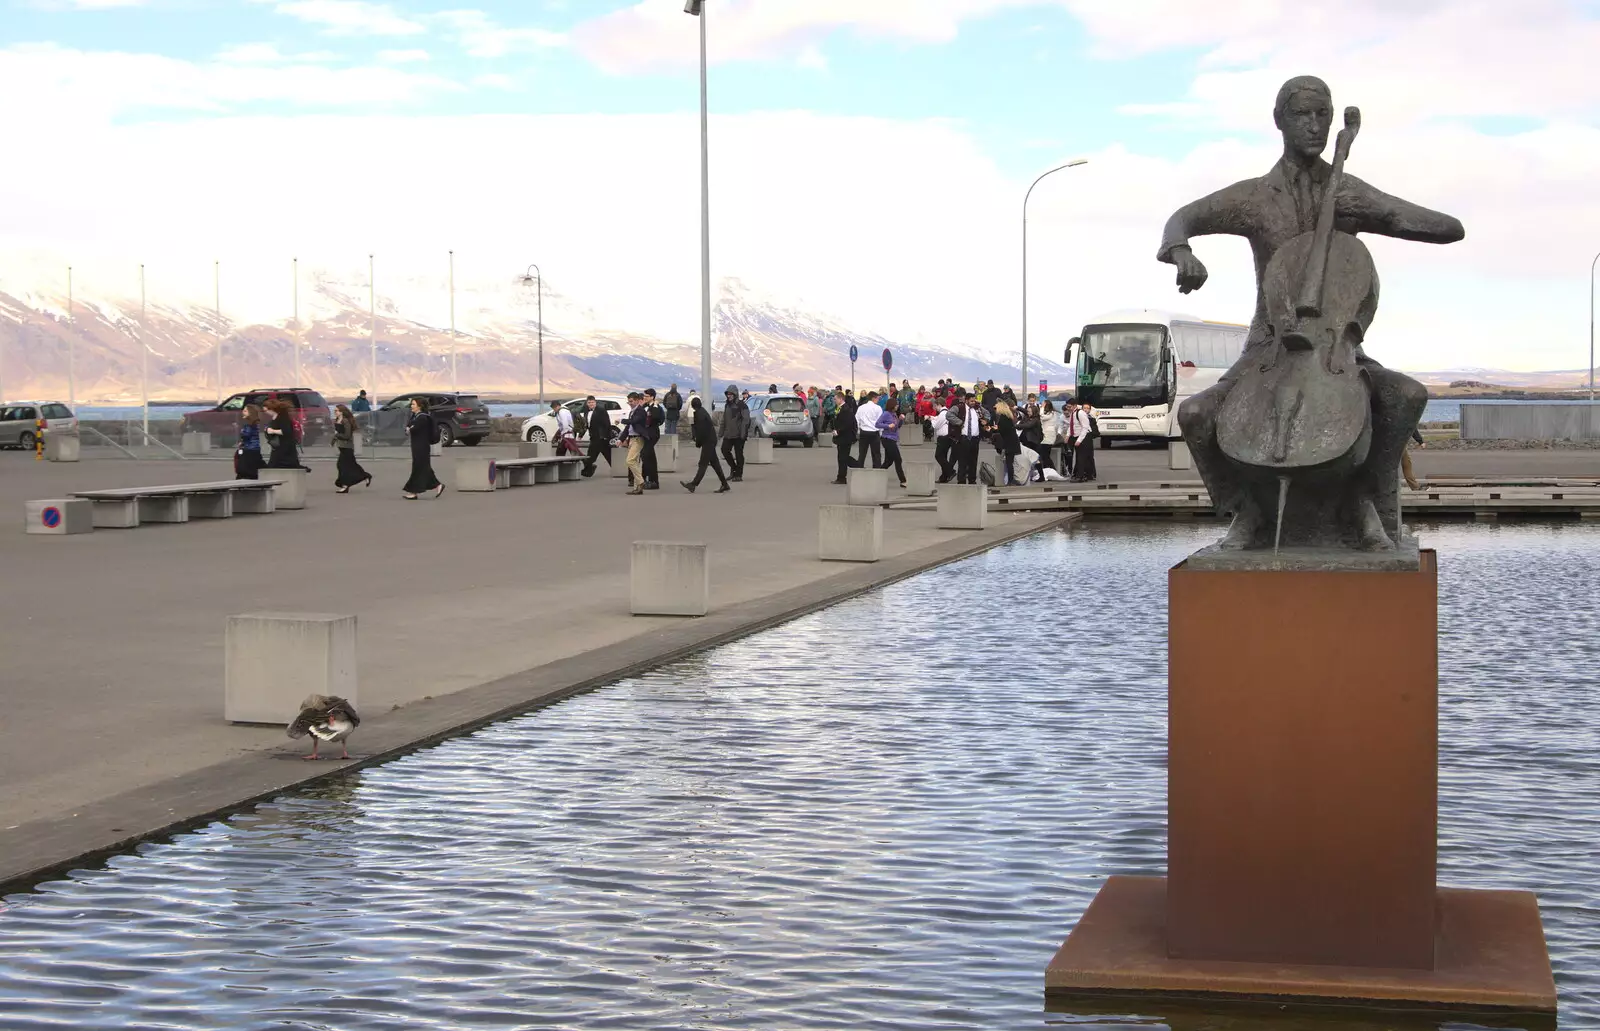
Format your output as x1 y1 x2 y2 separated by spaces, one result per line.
1045 551 1557 1014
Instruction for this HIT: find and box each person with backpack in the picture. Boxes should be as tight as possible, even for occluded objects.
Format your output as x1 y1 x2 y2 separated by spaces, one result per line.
821 388 838 432
402 396 445 499
663 383 683 438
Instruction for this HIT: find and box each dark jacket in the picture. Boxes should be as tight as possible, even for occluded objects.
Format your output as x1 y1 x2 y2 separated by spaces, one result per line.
644 403 663 443
1019 402 1042 445
721 398 751 441
623 404 649 441
995 411 1020 455
587 404 612 441
833 398 858 445
691 406 716 448
664 389 683 414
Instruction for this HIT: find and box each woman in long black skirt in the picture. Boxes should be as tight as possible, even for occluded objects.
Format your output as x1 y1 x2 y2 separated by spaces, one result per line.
235 404 266 479
403 397 444 499
264 399 308 471
332 404 372 493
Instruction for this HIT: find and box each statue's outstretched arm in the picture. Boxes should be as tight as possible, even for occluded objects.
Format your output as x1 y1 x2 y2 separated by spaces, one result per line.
1337 175 1465 245
1157 179 1258 264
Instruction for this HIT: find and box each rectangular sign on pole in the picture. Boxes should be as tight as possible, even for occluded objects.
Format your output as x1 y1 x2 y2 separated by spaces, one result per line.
1040 379 1048 398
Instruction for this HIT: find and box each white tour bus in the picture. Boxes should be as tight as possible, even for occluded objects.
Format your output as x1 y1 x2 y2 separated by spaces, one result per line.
1064 309 1248 446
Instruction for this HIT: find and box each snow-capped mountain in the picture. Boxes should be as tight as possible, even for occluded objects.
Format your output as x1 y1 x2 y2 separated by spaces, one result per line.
0 267 1072 402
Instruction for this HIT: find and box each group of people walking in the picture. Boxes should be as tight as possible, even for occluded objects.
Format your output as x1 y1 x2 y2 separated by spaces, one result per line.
232 399 313 480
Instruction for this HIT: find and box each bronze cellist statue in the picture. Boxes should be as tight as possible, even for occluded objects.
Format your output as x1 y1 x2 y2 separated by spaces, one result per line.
1158 75 1464 556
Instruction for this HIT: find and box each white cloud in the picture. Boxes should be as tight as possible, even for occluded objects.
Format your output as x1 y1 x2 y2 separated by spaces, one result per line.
0 43 459 125
573 0 1030 73
378 48 431 63
253 0 427 37
435 9 566 58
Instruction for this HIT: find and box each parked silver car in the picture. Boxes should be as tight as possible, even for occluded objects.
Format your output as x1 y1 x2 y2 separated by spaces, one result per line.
745 393 816 447
0 400 77 450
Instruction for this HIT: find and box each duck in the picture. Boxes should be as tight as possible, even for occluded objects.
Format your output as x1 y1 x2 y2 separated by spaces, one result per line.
287 694 361 761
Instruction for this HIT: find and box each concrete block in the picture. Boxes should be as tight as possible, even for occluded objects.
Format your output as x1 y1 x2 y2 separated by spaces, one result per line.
746 437 774 464
899 424 926 447
189 492 234 519
1169 440 1193 470
904 462 937 497
235 488 276 514
87 498 139 528
455 456 500 492
225 612 358 724
519 441 553 459
611 451 631 477
558 461 581 481
506 464 537 487
818 504 882 562
937 483 988 529
430 441 444 457
25 498 93 535
1461 402 1600 441
140 495 190 524
655 446 678 474
535 464 560 484
630 541 709 616
266 468 308 510
44 433 80 462
181 432 212 456
846 467 890 507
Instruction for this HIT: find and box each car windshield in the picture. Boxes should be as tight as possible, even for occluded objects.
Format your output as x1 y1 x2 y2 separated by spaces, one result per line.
381 397 411 411
766 398 804 413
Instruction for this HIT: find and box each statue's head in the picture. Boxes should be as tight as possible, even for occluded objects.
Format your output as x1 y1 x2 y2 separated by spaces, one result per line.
1273 75 1332 160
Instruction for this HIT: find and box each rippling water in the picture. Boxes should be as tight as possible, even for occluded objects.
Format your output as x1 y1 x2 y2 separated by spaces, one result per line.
2 522 1596 1030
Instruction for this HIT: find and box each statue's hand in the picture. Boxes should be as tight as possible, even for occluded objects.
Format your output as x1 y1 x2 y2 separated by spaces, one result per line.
1173 248 1208 294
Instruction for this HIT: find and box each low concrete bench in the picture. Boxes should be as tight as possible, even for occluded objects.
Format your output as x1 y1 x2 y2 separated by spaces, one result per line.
71 479 280 528
496 455 585 487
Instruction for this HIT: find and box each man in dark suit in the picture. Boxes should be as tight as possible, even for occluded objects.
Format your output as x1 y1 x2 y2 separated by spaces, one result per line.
580 396 611 477
640 388 664 490
680 396 730 493
831 388 858 485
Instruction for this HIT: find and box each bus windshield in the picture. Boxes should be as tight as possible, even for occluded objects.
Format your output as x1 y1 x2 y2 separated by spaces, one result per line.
1076 324 1168 407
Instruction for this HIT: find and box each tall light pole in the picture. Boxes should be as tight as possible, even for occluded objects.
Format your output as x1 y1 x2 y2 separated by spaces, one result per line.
519 264 544 404
686 0 712 399
1589 249 1598 401
292 257 301 387
140 264 148 436
1022 159 1088 394
66 266 75 406
369 254 377 403
449 250 457 394
214 260 223 403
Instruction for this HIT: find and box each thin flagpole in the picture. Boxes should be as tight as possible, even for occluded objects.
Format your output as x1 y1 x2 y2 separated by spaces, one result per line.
66 266 75 407
449 250 457 394
293 257 301 387
214 260 223 403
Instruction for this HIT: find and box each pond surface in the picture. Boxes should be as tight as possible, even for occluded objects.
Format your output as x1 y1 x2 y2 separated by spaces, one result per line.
2 522 1596 1030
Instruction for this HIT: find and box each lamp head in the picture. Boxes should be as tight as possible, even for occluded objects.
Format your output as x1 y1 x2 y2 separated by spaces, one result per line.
685 0 703 14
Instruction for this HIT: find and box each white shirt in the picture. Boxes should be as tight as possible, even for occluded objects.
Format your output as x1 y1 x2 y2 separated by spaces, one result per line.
555 408 574 436
1040 410 1062 443
962 405 981 438
856 399 884 434
932 408 950 438
1071 408 1092 442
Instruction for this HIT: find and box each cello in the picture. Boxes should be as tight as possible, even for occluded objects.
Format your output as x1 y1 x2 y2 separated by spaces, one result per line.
1215 106 1378 550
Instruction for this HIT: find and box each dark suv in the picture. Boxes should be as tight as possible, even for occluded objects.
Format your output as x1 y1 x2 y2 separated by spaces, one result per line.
182 388 332 447
368 392 491 447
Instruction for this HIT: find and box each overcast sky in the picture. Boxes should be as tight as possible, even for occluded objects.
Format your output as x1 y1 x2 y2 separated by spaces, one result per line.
3 0 1598 371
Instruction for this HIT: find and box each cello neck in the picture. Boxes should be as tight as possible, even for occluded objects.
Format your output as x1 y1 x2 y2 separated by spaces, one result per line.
1294 106 1361 318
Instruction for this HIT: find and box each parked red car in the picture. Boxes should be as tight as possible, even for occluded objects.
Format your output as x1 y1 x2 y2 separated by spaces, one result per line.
182 388 333 447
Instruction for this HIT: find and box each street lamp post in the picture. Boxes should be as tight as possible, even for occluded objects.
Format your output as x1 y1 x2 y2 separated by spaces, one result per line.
686 0 712 399
66 266 75 407
214 260 223 404
519 264 544 404
292 258 301 387
140 264 148 436
1021 159 1088 394
449 250 457 394
369 254 377 403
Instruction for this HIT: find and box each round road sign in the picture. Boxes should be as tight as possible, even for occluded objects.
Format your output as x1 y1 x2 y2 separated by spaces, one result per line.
882 348 893 372
41 506 62 529
849 345 859 363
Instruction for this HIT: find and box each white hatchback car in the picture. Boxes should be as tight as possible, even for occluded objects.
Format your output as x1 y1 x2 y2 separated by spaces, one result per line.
520 396 628 444
1 401 77 450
